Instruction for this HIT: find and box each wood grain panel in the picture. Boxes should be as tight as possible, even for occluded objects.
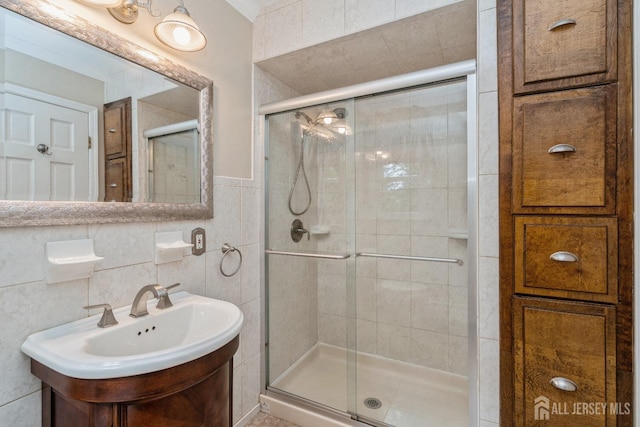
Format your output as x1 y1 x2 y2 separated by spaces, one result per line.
104 158 128 202
103 97 131 160
513 0 617 93
513 297 616 427
512 86 616 214
514 216 618 302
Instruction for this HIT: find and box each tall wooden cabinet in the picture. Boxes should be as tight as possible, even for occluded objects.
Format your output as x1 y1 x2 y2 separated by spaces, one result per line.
498 0 633 425
103 97 132 202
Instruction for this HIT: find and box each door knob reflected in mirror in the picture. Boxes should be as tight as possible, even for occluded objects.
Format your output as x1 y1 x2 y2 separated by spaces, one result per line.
36 144 53 156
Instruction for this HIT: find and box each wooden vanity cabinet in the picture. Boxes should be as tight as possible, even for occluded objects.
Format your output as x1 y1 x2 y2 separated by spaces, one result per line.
499 0 633 425
34 336 238 427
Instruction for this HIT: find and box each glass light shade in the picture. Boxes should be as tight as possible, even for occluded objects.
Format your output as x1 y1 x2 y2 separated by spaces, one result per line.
317 110 338 125
154 7 207 52
75 0 122 7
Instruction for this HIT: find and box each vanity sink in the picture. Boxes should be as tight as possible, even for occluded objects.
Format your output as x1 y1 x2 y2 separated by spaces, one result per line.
21 291 243 379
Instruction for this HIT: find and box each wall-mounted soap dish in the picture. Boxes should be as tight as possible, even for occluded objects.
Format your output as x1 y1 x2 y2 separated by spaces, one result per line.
310 225 330 235
155 231 194 264
46 239 104 284
448 229 469 240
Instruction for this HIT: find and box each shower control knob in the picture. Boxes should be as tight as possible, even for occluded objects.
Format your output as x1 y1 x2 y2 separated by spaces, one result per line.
291 219 310 242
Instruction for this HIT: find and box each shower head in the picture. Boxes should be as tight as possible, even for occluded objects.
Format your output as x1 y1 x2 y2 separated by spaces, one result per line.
295 111 314 126
294 108 350 140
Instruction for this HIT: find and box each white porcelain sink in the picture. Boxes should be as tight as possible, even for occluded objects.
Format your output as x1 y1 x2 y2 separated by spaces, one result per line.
21 292 243 379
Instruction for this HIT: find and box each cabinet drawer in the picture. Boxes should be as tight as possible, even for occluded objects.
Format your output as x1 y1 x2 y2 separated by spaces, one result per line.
515 216 617 303
513 297 617 427
513 0 617 93
513 86 616 214
105 157 129 202
104 97 131 159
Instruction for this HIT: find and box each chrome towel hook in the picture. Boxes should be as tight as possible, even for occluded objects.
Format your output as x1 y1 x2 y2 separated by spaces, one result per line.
220 243 242 277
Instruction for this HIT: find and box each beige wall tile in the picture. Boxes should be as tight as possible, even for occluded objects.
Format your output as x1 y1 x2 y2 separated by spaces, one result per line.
345 0 395 33
479 338 500 423
302 0 345 47
264 2 303 58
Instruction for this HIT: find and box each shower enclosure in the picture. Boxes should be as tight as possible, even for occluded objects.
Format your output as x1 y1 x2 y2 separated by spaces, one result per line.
144 119 200 204
264 63 476 427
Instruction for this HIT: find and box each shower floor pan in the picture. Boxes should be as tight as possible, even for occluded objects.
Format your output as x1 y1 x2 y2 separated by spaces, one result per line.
271 343 468 427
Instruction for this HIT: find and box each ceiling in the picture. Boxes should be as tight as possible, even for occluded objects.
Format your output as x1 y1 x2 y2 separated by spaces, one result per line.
254 0 476 95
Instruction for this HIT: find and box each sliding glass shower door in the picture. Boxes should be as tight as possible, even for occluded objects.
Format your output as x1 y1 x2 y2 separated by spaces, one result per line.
351 80 469 426
265 98 356 415
265 78 472 427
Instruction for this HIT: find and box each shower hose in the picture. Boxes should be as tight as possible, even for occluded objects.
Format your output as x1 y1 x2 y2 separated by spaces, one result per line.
288 132 312 216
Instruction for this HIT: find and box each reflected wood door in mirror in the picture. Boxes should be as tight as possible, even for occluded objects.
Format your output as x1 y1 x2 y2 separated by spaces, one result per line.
104 97 132 202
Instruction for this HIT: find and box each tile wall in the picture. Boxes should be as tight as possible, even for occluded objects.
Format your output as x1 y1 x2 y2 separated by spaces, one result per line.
477 0 499 425
253 0 467 61
265 110 321 381
136 102 194 203
354 82 468 376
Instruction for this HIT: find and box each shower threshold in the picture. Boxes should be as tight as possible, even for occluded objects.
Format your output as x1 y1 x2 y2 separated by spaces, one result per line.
268 343 468 427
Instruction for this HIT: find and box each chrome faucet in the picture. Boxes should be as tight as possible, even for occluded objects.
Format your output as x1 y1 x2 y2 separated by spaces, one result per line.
129 283 181 318
130 285 165 318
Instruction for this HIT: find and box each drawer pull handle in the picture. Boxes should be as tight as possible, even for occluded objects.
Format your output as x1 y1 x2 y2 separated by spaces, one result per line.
550 377 578 392
108 128 117 133
548 144 577 154
110 183 118 188
549 18 577 31
550 251 579 263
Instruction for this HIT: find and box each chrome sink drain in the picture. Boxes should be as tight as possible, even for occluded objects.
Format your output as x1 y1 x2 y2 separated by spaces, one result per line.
364 397 382 409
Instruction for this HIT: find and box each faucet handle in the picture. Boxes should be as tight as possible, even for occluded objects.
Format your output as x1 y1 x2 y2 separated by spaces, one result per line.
156 283 180 309
84 303 118 328
165 282 181 291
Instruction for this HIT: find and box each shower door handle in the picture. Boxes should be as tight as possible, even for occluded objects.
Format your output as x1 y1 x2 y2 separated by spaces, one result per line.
266 249 350 260
356 253 464 266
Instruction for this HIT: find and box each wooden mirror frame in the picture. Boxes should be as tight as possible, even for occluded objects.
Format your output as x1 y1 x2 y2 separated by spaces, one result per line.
0 0 213 227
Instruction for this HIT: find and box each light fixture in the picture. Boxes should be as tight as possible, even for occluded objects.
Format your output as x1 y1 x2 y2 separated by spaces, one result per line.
317 110 338 125
74 0 206 52
108 0 160 24
154 1 207 52
330 108 349 135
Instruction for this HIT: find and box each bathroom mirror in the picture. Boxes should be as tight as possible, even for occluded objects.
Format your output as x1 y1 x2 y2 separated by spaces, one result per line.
0 0 213 227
